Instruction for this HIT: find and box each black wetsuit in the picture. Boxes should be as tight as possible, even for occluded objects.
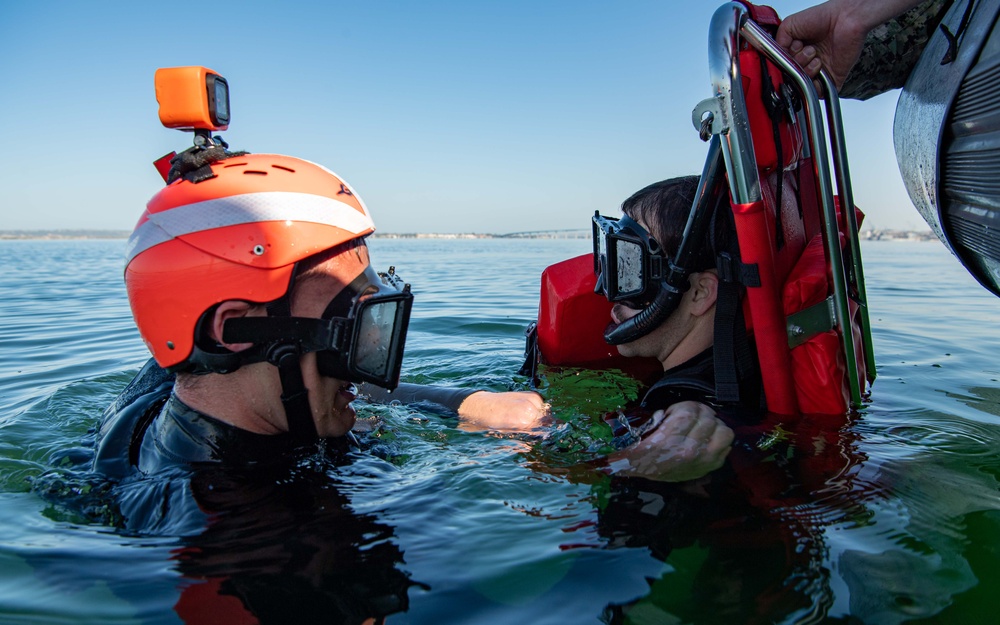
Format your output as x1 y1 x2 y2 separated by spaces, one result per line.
93 360 334 479
92 359 478 534
603 347 763 448
639 348 717 408
356 381 476 416
91 359 417 622
92 359 352 534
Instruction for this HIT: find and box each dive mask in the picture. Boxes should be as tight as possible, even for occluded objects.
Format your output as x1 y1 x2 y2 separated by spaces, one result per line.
220 264 413 389
315 265 413 389
592 211 669 308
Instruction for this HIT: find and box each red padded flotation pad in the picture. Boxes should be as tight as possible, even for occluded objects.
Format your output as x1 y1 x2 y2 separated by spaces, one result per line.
783 234 849 414
535 254 660 381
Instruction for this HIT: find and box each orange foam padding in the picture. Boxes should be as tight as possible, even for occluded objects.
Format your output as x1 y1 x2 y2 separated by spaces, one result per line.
783 234 849 414
780 208 868 414
537 254 622 365
735 182 867 416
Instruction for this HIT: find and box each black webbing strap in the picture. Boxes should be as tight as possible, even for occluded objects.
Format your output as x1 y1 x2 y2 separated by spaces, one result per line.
759 54 786 251
518 322 539 381
262 261 319 442
713 283 742 403
269 343 318 442
222 316 337 351
713 251 760 405
940 0 976 64
166 145 249 185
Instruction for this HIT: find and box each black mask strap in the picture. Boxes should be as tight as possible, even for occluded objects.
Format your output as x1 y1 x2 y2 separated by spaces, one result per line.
220 259 314 443
322 270 370 320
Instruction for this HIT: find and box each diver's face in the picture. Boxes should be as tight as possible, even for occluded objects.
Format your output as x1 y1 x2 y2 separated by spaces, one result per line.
610 299 685 366
608 216 688 368
288 245 372 437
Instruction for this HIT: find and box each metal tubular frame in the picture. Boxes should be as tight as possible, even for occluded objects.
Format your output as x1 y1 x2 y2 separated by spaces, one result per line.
705 2 874 408
707 3 762 205
818 72 876 383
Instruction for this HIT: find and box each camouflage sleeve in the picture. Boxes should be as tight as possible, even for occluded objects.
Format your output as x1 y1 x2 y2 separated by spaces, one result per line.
840 0 951 100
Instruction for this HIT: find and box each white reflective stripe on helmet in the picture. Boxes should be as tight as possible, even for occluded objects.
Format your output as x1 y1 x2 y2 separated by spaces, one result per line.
125 191 375 265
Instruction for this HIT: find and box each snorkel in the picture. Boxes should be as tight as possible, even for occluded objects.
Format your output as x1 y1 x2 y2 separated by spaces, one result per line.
601 137 726 345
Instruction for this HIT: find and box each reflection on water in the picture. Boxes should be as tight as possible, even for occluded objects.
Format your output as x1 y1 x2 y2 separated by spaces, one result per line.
949 386 1000 418
585 403 1000 624
169 451 419 624
1 239 1000 623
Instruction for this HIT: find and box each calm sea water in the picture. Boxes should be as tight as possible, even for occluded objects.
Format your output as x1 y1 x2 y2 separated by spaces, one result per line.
1 237 999 624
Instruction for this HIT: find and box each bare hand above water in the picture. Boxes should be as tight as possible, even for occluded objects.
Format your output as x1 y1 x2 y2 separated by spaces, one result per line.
606 401 734 482
457 390 549 432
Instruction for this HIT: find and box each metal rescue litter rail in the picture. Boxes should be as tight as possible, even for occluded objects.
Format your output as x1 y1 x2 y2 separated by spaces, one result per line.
694 2 875 408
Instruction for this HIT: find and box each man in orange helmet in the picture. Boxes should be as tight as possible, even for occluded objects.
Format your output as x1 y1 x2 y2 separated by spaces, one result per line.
93 146 547 533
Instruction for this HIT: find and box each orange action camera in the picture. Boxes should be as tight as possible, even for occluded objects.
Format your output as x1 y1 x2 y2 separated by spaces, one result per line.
154 66 230 131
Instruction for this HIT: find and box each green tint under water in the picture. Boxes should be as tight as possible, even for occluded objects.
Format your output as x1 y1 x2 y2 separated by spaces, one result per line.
531 365 644 464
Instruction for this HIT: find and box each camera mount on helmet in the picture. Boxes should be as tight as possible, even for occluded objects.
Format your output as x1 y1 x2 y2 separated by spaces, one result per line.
152 66 234 183
131 66 399 443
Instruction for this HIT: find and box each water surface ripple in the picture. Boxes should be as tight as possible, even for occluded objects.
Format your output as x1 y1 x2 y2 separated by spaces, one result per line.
1 238 999 624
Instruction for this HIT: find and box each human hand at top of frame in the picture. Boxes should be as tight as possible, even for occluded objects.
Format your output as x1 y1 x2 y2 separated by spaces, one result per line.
775 0 925 91
605 401 734 482
774 0 870 90
457 390 550 433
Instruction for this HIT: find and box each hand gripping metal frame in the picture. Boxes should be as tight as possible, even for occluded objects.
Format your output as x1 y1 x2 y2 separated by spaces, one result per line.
692 2 875 409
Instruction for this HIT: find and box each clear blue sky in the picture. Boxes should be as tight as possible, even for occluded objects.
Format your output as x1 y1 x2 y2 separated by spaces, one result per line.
0 0 927 234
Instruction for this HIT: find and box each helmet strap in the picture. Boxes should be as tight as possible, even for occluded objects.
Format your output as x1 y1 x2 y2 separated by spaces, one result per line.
166 145 249 185
188 263 337 443
266 342 319 443
261 268 321 443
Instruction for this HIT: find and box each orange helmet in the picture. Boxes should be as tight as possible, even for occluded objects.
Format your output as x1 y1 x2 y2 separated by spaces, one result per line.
125 152 376 370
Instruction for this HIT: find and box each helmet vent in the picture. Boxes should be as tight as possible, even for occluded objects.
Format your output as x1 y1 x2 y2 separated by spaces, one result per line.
243 170 268 176
271 164 296 173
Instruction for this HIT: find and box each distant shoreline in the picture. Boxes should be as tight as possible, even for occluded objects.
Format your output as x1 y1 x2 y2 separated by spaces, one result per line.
0 229 594 241
0 230 133 240
0 229 938 241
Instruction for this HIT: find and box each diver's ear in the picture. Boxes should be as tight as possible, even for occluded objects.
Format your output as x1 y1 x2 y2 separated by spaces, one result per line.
688 270 719 316
209 300 264 352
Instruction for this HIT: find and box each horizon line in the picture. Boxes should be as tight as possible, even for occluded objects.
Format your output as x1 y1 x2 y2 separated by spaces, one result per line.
0 226 936 241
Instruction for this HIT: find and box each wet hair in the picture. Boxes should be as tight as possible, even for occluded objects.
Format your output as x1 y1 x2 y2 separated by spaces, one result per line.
621 175 732 272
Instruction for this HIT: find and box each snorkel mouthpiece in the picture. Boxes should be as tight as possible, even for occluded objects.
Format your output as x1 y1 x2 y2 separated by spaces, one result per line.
603 278 686 345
